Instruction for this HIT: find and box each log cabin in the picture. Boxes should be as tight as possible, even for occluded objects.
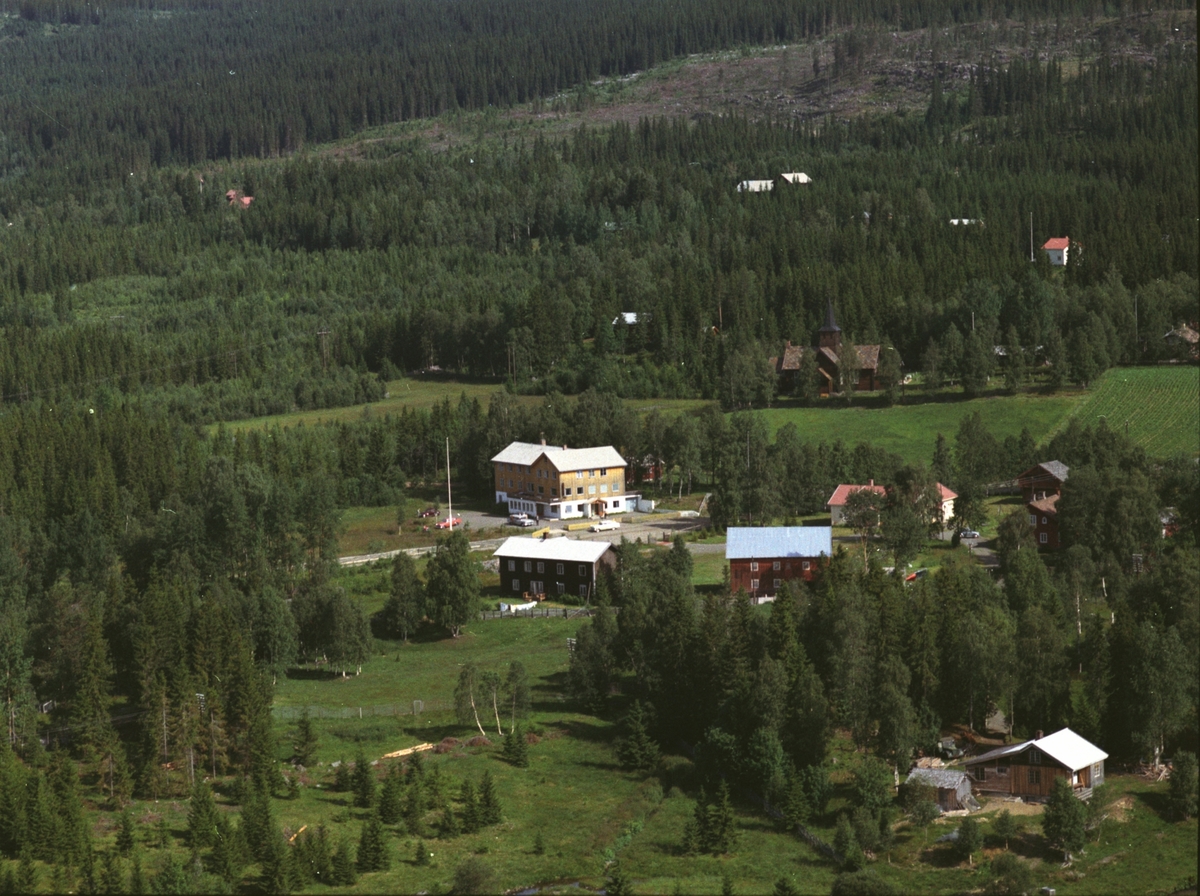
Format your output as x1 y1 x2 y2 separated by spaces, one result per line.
964 728 1106 801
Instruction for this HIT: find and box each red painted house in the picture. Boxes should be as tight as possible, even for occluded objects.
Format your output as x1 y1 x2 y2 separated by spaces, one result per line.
726 527 832 599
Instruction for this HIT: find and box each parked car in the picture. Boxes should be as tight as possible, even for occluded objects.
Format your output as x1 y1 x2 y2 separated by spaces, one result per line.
508 514 535 528
590 519 620 532
434 516 463 529
418 507 439 518
958 528 981 539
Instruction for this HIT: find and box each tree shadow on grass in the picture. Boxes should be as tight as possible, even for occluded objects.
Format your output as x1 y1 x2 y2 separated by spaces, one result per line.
285 666 338 682
563 718 618 745
1133 787 1171 820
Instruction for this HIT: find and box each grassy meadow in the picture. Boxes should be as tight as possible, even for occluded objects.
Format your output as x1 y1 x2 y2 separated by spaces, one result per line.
754 391 1084 467
252 590 1198 895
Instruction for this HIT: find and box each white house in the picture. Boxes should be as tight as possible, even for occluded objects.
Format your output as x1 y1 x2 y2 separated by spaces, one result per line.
780 172 812 185
1042 236 1070 266
936 482 957 525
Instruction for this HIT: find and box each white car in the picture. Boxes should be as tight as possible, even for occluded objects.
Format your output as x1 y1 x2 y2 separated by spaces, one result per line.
590 519 621 532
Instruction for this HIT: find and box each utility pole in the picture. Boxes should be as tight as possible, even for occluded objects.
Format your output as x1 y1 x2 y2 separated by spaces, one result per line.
317 328 331 372
1029 212 1034 263
446 437 453 530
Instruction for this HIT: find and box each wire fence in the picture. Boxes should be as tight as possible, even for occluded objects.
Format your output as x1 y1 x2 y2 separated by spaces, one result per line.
479 606 611 621
272 700 451 721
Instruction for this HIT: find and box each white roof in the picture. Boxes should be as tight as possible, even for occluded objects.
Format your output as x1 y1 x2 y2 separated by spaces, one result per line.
544 446 626 473
612 312 640 326
780 172 812 184
737 180 775 192
966 727 1107 771
493 536 613 564
1035 728 1108 769
491 441 563 466
490 441 625 472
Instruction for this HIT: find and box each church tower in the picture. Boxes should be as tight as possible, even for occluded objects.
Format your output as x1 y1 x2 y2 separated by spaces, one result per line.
818 299 842 352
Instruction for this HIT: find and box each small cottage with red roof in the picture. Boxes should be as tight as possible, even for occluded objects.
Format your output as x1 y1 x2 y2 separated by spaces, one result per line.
1042 236 1070 266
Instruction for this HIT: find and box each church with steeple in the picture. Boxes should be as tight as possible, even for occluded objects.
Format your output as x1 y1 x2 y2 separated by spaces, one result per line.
770 301 885 395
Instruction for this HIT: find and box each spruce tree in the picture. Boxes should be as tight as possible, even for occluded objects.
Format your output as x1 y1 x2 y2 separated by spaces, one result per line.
16 850 36 896
116 810 137 855
126 852 145 895
334 759 351 792
478 771 502 826
414 839 430 866
459 778 480 834
709 781 736 855
352 749 376 809
438 799 461 839
187 779 219 848
503 725 529 768
403 778 426 836
1042 777 1086 862
331 840 357 885
616 701 660 773
293 710 319 767
378 765 404 825
356 813 389 873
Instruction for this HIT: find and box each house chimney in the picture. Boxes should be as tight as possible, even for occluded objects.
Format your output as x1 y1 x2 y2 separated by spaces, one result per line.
1035 730 1044 740
869 479 874 487
540 433 546 446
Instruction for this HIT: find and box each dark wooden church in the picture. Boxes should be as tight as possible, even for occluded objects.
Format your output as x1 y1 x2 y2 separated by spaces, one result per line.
771 301 886 395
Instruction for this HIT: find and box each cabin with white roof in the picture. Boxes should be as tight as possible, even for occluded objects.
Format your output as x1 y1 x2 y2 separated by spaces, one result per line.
965 727 1106 801
491 440 633 520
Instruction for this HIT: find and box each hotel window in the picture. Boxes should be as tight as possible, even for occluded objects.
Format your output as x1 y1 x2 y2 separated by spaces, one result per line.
538 485 544 494
600 484 608 493
588 486 596 495
552 488 557 496
750 562 758 572
613 482 621 492
773 561 781 571
507 560 516 571
750 578 759 590
600 468 607 475
536 562 544 573
556 563 564 575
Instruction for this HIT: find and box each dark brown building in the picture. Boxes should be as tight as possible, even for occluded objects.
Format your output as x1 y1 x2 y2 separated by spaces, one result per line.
493 537 615 602
1016 461 1069 503
1028 494 1061 549
965 728 1106 801
771 301 891 395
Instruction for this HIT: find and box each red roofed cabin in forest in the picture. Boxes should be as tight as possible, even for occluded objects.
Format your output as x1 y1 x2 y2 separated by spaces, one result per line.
770 301 887 395
827 480 888 525
226 189 254 209
1042 236 1070 266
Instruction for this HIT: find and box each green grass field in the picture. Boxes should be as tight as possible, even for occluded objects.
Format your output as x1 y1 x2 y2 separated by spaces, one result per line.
1053 366 1200 458
754 392 1083 467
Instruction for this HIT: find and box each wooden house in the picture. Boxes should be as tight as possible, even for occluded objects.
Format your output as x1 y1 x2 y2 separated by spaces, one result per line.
726 527 831 599
935 483 957 526
1028 494 1061 549
492 441 633 521
964 728 1106 801
1016 461 1069 503
493 537 615 602
905 768 975 812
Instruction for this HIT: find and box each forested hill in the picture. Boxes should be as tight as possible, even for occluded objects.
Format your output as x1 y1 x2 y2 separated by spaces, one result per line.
0 0 1194 179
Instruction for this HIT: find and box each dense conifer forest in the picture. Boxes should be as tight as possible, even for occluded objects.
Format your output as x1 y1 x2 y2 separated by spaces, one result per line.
0 0 1195 889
